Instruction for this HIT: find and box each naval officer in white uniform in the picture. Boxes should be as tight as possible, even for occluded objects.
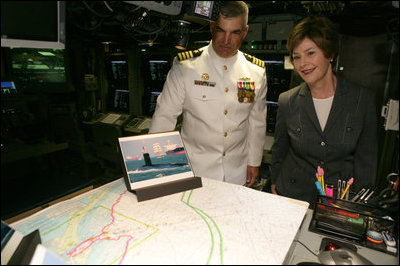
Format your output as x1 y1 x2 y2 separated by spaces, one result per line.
149 1 267 187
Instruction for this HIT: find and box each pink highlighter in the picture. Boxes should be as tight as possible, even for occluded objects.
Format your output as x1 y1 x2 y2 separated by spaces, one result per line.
325 184 334 204
326 185 334 198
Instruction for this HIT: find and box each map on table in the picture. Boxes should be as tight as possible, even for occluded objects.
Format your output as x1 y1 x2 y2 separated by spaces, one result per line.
11 178 308 265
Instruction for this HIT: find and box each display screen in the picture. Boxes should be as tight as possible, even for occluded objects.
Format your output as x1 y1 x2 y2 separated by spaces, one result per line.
113 89 129 112
194 1 213 18
1 1 65 49
1 81 17 95
10 48 66 84
111 60 128 81
148 91 161 115
149 60 169 82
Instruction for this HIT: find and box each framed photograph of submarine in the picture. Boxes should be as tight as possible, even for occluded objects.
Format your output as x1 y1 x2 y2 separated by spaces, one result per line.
118 131 202 201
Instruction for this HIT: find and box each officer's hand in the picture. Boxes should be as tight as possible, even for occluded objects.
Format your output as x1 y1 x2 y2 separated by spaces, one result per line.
245 166 259 187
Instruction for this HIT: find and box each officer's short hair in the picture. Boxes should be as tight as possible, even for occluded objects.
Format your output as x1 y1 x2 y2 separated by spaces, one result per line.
287 16 339 63
219 1 249 28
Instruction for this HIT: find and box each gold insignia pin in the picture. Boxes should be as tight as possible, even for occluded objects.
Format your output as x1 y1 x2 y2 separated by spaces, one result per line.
239 77 250 81
202 73 209 80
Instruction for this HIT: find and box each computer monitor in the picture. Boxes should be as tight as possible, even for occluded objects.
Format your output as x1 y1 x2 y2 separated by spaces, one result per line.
113 89 129 113
148 91 161 115
1 1 65 49
5 47 69 94
1 81 17 95
186 1 221 21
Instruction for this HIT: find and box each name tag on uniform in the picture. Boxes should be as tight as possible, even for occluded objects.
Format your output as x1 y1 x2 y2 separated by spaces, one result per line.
194 80 216 87
237 81 255 103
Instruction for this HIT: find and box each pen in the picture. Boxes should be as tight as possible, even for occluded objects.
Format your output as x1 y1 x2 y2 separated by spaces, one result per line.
341 180 346 199
358 188 370 202
351 188 365 202
345 188 349 200
340 177 354 199
364 190 374 203
337 179 342 199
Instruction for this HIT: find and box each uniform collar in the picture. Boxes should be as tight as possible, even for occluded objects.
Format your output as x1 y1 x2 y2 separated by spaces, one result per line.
207 41 239 70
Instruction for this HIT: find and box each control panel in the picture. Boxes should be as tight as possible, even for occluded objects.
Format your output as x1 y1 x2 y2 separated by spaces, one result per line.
123 1 183 15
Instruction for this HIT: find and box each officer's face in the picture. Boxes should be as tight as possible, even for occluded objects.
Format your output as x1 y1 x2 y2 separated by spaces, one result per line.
210 14 248 58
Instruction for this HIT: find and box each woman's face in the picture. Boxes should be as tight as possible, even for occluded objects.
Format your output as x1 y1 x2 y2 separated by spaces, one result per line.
292 37 332 86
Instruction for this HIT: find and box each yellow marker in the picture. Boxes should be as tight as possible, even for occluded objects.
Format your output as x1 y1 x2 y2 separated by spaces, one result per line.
317 166 325 195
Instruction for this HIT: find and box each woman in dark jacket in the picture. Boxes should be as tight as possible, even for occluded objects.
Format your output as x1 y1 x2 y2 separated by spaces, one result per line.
270 16 377 206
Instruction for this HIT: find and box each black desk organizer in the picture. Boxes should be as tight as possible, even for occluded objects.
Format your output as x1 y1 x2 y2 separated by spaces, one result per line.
309 194 398 256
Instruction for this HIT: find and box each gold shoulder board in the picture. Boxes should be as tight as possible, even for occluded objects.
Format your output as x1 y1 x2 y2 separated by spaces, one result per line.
177 49 203 61
243 53 265 68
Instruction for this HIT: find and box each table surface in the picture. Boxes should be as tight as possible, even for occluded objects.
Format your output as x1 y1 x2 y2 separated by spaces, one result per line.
10 177 309 265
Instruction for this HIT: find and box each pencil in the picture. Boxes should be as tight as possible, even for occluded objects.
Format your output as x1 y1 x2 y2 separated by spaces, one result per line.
340 177 354 199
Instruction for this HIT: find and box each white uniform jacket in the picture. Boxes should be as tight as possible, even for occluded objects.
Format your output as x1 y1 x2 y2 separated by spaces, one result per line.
149 43 267 185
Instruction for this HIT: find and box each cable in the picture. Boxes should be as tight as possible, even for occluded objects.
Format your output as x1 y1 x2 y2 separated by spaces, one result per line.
82 1 114 18
294 240 319 257
71 17 105 31
191 23 209 33
103 1 113 12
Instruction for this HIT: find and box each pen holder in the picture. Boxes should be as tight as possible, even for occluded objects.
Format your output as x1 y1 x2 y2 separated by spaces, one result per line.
309 195 398 256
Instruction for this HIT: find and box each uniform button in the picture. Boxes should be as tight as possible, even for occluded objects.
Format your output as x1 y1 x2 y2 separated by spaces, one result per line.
346 127 352 132
224 132 227 137
202 95 206 99
296 127 301 133
223 65 227 70
320 141 326 147
289 179 296 184
224 110 228 115
222 152 226 156
225 87 229 93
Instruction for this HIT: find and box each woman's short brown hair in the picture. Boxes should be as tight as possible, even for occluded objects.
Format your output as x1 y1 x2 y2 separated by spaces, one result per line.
287 16 339 62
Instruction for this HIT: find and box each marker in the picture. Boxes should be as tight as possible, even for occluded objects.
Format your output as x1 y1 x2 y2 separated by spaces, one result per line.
340 177 354 199
315 181 327 204
326 185 334 198
318 166 325 194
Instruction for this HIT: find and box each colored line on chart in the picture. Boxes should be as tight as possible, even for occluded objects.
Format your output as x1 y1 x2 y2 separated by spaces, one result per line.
66 190 132 265
181 190 224 265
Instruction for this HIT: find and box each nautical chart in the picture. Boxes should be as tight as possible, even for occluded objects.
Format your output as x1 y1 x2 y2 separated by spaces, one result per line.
11 178 309 265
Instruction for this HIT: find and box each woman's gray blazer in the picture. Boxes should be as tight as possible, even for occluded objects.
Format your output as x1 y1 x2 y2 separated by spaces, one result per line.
271 75 378 206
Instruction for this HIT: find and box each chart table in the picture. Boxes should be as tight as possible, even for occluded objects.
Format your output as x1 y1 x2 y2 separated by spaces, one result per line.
11 177 309 265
